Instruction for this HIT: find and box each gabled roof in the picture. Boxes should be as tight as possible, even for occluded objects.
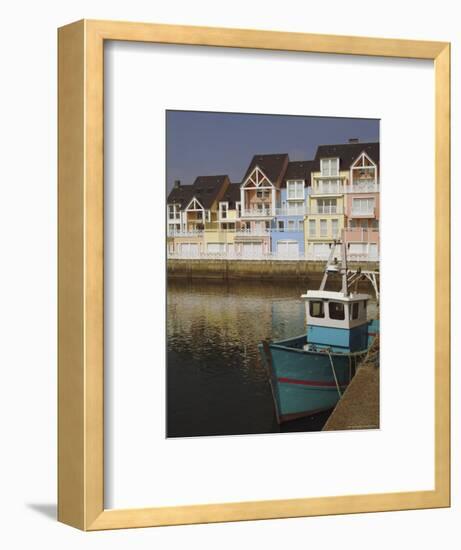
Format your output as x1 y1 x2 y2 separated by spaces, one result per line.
282 160 315 187
190 175 229 208
167 175 229 209
242 153 289 187
167 185 195 208
314 142 379 171
219 182 241 209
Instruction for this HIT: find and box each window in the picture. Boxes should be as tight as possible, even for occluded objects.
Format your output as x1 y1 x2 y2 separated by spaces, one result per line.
350 302 359 320
219 202 228 219
321 158 339 176
287 180 304 200
351 154 377 186
317 179 341 194
168 204 178 220
278 220 285 230
329 301 345 320
309 300 324 318
331 219 339 237
256 190 270 199
320 219 327 237
349 219 357 229
352 198 375 215
317 198 337 214
309 219 316 236
287 201 304 214
287 220 295 231
298 220 303 231
265 221 270 229
236 202 241 218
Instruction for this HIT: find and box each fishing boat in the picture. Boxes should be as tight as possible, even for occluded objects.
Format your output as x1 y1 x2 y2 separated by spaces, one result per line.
259 241 379 424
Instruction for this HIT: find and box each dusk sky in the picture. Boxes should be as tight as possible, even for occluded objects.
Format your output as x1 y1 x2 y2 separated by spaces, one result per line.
166 110 379 192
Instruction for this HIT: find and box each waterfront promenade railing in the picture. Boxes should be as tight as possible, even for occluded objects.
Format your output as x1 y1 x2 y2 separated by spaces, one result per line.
167 250 379 262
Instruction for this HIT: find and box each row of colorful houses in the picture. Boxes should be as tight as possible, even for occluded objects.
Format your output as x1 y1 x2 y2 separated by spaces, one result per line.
167 139 379 261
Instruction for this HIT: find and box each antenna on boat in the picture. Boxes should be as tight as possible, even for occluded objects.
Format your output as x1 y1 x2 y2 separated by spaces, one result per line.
317 238 380 302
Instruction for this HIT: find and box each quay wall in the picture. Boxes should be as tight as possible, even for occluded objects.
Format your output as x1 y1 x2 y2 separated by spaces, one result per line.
167 259 379 281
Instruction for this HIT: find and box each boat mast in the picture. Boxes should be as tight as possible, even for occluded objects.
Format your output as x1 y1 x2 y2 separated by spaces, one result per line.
341 240 348 296
319 240 340 291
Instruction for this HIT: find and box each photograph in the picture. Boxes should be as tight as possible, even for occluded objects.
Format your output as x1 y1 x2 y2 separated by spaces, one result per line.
166 110 380 437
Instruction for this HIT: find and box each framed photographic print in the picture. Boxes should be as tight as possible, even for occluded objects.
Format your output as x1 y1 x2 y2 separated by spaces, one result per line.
58 20 450 530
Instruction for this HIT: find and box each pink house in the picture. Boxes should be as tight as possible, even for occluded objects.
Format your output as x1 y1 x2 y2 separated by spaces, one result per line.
342 143 380 261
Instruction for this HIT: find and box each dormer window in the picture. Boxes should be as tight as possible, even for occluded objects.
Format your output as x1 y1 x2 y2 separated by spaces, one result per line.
321 158 339 177
287 180 304 200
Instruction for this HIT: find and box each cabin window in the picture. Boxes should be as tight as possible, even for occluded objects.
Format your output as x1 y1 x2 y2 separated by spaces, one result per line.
309 301 324 318
329 301 345 320
350 302 359 320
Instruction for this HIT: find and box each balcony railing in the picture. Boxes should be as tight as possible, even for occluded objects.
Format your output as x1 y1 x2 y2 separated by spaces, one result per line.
275 206 308 216
345 181 379 193
167 229 204 237
343 228 379 242
235 228 270 237
241 207 275 217
309 205 344 215
350 208 376 216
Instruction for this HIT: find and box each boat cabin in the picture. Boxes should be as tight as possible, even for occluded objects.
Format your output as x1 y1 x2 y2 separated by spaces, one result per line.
301 290 370 352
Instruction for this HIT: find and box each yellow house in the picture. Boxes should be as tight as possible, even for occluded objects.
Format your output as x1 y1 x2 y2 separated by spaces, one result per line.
305 140 380 260
305 156 347 259
204 183 242 256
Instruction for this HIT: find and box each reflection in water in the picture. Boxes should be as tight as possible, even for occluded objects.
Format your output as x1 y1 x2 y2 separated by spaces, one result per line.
167 278 332 437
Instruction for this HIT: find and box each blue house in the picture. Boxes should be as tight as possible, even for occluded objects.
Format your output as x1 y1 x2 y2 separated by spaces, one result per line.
270 160 313 258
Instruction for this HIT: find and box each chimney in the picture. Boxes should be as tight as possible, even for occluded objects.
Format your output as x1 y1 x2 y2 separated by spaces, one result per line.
174 179 181 188
348 138 359 144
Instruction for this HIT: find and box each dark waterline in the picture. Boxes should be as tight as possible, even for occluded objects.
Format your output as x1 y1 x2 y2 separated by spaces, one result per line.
166 278 339 438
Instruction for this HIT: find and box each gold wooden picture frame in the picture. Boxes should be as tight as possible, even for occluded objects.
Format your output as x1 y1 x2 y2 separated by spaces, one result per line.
58 19 450 530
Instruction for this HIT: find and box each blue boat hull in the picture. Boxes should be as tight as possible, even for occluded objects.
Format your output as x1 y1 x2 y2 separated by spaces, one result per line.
259 327 378 423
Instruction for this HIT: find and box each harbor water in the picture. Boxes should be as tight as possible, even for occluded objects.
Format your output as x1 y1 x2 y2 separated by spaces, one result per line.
167 277 377 438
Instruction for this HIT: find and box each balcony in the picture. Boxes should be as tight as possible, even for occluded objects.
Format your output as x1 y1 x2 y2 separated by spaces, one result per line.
167 229 204 237
241 207 275 218
345 181 379 193
275 206 308 216
342 227 379 243
311 178 345 195
350 207 376 217
309 205 344 215
234 228 270 238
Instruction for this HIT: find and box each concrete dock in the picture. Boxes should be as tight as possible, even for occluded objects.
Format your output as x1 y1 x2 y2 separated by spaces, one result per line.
323 339 380 431
167 258 379 281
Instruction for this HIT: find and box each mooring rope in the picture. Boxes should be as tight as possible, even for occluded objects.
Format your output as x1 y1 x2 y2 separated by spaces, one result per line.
327 350 342 398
